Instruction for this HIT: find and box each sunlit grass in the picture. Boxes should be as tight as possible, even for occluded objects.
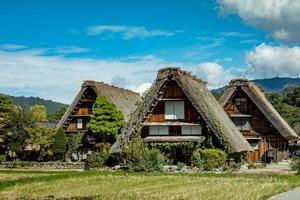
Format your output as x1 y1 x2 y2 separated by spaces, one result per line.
0 170 299 200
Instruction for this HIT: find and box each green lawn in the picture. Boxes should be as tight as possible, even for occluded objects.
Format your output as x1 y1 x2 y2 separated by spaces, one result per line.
0 169 299 200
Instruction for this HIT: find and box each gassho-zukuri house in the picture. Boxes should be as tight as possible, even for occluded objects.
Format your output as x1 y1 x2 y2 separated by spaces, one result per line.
57 80 141 155
219 79 298 163
110 68 252 164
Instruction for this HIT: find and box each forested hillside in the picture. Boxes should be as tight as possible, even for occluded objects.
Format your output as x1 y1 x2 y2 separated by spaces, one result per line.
2 95 68 114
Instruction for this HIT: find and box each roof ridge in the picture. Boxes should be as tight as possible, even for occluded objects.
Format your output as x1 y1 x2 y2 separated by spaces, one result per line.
82 80 139 95
157 67 207 85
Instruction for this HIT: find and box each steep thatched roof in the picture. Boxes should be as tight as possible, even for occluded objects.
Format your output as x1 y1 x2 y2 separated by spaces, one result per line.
219 79 298 140
110 68 252 154
57 81 141 129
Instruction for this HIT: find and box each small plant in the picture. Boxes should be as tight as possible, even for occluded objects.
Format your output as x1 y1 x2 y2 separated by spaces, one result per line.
291 157 300 175
85 151 109 170
177 162 185 170
200 148 227 171
124 137 166 172
0 155 6 164
192 149 203 170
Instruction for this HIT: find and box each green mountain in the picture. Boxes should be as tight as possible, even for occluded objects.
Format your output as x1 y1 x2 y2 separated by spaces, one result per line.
213 77 300 94
3 94 68 114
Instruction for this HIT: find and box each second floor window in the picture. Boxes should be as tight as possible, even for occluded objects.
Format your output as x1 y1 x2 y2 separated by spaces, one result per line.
77 118 83 129
165 101 184 120
232 117 250 131
235 98 247 113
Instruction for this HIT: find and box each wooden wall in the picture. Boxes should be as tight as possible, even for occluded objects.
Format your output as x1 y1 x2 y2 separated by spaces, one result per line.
224 89 289 162
146 81 201 123
65 87 96 133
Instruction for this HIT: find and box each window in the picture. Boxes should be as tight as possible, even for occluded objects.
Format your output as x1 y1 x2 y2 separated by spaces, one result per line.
149 126 168 135
165 101 184 120
248 140 259 150
232 117 250 131
182 125 202 135
235 98 247 113
77 118 83 129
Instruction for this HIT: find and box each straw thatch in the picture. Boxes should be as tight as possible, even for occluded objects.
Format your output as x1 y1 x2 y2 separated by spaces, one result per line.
110 68 252 154
219 79 298 140
57 81 141 129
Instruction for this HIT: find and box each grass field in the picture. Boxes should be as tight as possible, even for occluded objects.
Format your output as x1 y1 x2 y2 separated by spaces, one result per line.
0 169 300 200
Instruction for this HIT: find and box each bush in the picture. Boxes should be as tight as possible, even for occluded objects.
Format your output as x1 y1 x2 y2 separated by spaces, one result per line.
0 155 6 164
291 157 300 175
199 149 227 171
124 137 166 172
177 162 185 169
192 149 203 169
141 148 166 172
85 151 109 169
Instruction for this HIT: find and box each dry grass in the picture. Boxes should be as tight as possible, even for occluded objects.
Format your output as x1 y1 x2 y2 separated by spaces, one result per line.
0 170 299 200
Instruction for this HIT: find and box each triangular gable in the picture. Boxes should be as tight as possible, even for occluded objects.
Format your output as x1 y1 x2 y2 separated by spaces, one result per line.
219 79 298 140
111 68 252 154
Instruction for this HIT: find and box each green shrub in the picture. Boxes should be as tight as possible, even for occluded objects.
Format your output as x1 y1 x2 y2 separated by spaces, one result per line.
124 137 166 172
199 149 227 171
0 155 6 164
177 162 185 169
85 151 109 170
291 157 300 175
192 149 203 169
141 148 166 172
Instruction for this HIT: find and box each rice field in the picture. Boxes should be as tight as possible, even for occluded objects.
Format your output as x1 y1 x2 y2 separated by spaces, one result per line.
0 169 299 200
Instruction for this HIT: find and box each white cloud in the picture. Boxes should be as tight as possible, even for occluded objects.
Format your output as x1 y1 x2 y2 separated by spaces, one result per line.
86 25 174 40
0 48 169 103
51 45 89 54
130 83 152 94
0 44 27 51
246 43 300 77
218 32 255 37
217 0 300 43
196 62 237 88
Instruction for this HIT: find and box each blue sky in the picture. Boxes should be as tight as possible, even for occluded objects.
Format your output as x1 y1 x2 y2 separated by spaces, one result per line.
1 0 300 103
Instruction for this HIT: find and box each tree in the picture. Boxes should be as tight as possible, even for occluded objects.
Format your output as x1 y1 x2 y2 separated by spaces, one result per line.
26 127 56 161
52 128 67 160
47 107 67 121
0 95 13 141
4 108 37 158
69 132 84 161
87 96 124 141
30 105 47 122
285 87 300 107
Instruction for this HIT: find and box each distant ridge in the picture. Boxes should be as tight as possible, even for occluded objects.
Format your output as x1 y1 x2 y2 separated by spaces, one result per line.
212 77 300 94
2 94 68 114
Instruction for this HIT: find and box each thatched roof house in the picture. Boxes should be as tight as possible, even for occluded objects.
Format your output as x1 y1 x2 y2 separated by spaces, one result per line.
219 79 298 162
57 81 141 132
110 68 252 155
219 79 298 140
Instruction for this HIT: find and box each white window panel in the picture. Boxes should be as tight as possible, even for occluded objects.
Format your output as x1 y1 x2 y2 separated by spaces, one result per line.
165 101 184 120
174 101 184 119
159 126 168 135
77 118 83 129
149 126 159 135
192 126 202 135
165 101 175 119
182 126 191 135
182 125 201 135
149 126 169 135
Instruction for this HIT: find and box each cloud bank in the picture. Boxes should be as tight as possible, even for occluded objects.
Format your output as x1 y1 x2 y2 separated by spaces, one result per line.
218 0 300 43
